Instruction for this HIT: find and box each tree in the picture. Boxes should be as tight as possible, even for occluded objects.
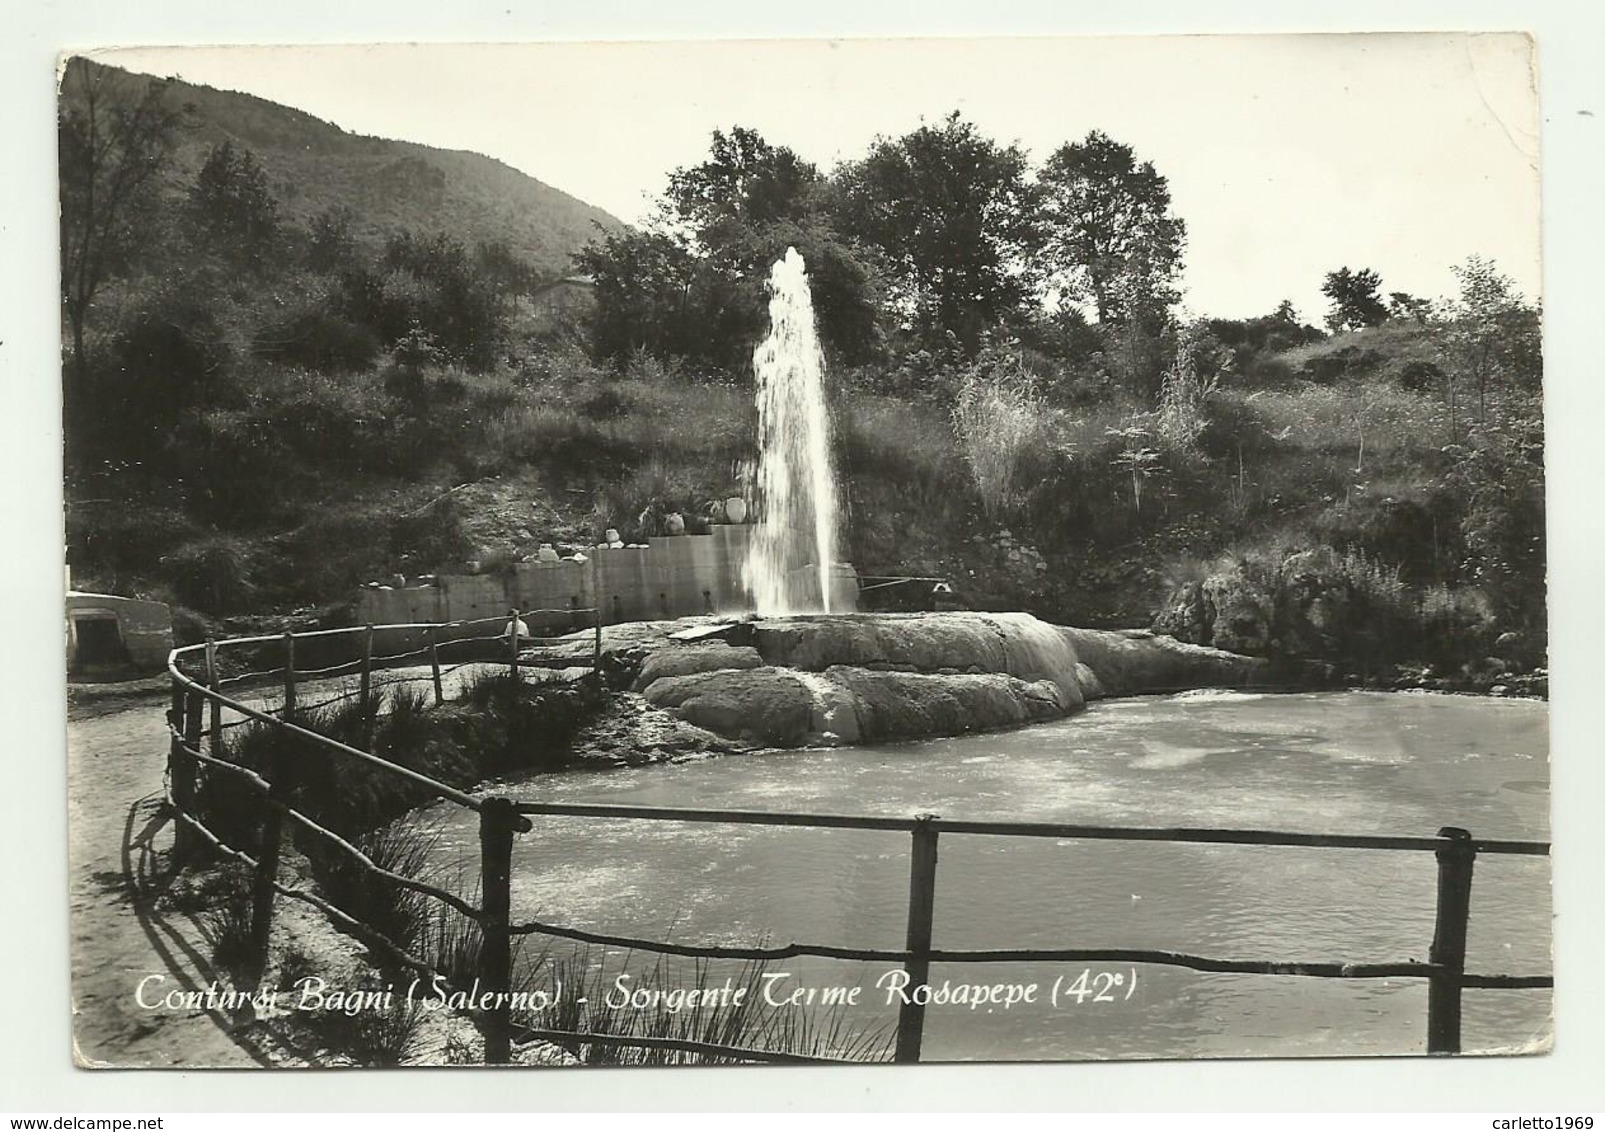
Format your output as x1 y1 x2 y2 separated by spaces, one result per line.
1439 256 1541 429
572 227 701 364
666 126 882 366
577 127 881 371
1387 291 1434 324
188 140 280 266
377 231 503 368
475 238 539 318
831 112 1044 353
663 126 820 254
1321 267 1388 332
1038 131 1186 327
308 206 359 273
58 58 181 407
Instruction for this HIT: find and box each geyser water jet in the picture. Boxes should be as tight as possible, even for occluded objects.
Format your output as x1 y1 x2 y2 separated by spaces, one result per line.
744 247 840 615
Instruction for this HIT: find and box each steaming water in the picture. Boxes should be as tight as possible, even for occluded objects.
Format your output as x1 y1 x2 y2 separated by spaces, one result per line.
424 691 1550 1062
743 248 840 614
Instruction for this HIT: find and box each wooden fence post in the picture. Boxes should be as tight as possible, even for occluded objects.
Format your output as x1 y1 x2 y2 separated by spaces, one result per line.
359 624 375 745
592 608 602 673
204 639 222 756
248 709 296 987
282 633 297 715
428 626 444 706
179 692 204 860
894 813 940 1063
508 610 521 684
168 681 199 860
478 797 519 1064
1427 826 1477 1054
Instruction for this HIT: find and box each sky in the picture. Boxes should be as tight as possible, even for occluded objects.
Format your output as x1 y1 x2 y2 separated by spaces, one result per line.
91 34 1541 323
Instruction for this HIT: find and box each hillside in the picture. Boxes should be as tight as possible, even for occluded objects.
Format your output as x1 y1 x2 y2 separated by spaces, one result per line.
58 72 1544 693
60 57 623 276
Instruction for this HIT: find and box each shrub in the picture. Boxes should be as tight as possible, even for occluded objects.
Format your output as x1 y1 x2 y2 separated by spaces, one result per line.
1417 585 1496 669
67 502 199 579
164 535 264 616
580 383 631 420
1398 359 1446 393
254 309 381 374
459 670 611 775
192 735 270 856
1310 481 1464 586
1153 538 1505 676
347 994 429 1066
1195 393 1282 462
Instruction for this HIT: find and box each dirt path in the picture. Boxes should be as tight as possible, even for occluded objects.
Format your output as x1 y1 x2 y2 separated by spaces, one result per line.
64 662 584 1068
67 690 263 1068
63 651 705 1068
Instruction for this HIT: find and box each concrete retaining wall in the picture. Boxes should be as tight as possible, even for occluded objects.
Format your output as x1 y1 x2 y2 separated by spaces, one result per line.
356 525 859 629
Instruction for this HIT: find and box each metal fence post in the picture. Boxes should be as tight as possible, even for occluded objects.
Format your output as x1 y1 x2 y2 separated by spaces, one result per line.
894 813 940 1063
478 797 519 1064
1427 826 1476 1054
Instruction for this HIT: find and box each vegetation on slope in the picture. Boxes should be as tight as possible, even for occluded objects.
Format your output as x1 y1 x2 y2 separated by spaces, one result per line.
61 60 1545 689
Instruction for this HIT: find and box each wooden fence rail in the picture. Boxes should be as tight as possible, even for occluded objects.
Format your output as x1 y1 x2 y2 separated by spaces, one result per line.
163 623 1552 1066
504 800 1551 1059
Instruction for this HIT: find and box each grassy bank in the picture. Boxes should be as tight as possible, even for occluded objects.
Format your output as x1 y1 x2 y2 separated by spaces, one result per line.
194 670 610 850
74 322 1544 691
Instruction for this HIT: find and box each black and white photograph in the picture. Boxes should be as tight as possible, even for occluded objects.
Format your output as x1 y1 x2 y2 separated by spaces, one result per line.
49 30 1563 1082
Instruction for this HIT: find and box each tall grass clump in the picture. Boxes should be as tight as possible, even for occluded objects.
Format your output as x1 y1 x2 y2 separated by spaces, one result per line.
308 819 441 963
299 967 430 1066
200 862 259 977
1155 336 1220 453
458 669 611 775
417 885 485 991
953 364 1055 519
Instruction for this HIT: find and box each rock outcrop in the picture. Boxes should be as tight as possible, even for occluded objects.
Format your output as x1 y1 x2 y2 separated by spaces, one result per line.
630 643 765 692
643 668 819 747
629 612 1264 748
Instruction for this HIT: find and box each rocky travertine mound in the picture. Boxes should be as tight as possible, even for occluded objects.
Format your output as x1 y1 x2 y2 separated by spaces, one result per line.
628 612 1264 748
630 643 765 692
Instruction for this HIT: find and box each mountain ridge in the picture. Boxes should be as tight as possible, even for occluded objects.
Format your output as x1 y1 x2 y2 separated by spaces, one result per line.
63 57 625 276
